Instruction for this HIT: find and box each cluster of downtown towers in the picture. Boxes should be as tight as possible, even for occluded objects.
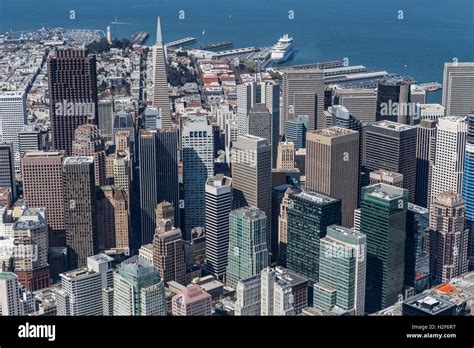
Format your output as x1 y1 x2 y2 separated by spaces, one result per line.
1 33 474 315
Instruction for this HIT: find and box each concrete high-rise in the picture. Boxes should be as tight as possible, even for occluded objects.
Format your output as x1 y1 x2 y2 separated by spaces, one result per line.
415 119 437 207
205 175 232 280
365 121 417 202
306 127 359 227
333 87 377 123
226 207 269 289
429 192 469 284
314 225 366 315
48 48 98 155
98 98 114 141
235 275 261 316
0 143 16 201
22 151 65 247
0 91 27 169
286 189 342 283
236 82 257 136
428 116 467 208
0 272 23 315
276 141 295 170
260 267 295 316
152 17 172 128
114 255 166 316
182 117 214 238
63 156 97 269
13 210 50 291
72 124 107 187
281 69 325 131
171 284 212 316
152 219 186 285
231 134 272 248
260 81 280 167
247 104 272 147
360 183 408 313
139 128 179 244
442 62 474 117
369 169 404 187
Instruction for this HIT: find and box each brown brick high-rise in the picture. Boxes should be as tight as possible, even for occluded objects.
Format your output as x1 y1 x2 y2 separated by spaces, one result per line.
48 48 98 156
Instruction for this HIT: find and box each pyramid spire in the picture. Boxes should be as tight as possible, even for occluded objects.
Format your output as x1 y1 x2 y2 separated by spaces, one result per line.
156 16 163 45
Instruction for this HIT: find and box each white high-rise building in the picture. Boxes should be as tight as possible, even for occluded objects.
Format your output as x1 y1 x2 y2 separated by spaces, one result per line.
428 116 467 209
152 17 172 128
260 267 295 316
236 82 257 136
205 175 232 280
56 254 114 316
182 116 214 238
235 275 261 316
442 62 474 117
0 272 23 315
58 268 103 316
0 91 27 170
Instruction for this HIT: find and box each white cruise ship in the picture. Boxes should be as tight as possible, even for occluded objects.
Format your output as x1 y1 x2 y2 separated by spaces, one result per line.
271 34 294 63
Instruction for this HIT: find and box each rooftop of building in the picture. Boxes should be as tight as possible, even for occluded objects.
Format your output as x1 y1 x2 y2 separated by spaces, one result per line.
371 121 415 132
174 284 211 303
0 272 18 281
363 183 407 201
87 253 114 264
326 225 365 243
403 293 455 315
407 203 429 215
379 75 415 85
439 115 467 123
63 156 94 165
433 191 464 207
291 188 339 204
206 174 232 188
182 115 209 126
274 266 309 287
309 126 358 138
234 206 266 220
23 150 63 158
371 169 403 178
13 217 45 230
419 103 444 111
60 267 97 280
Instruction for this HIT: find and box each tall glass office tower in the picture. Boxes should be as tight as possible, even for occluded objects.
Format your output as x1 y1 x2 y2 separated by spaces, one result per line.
360 183 408 313
462 111 474 271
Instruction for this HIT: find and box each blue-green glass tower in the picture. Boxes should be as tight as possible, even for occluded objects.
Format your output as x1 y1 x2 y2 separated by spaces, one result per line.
360 183 408 313
462 111 474 270
226 206 269 289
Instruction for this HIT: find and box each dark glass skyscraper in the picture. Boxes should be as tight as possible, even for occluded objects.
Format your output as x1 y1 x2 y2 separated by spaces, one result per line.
375 76 414 124
286 188 341 283
48 48 98 156
139 129 179 245
360 183 408 313
405 203 430 293
0 143 16 200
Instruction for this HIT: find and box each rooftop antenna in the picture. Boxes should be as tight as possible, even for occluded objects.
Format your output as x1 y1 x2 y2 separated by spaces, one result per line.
156 16 163 45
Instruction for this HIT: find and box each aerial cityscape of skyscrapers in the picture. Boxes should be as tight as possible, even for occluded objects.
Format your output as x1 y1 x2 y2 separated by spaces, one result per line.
0 6 474 331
